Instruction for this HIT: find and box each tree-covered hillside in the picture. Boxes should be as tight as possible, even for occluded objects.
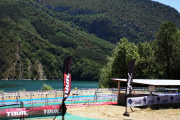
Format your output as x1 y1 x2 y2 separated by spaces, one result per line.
0 0 180 81
0 0 115 80
38 0 180 43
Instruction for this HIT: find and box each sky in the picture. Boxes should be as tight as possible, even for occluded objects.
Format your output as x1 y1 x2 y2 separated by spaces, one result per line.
152 0 180 13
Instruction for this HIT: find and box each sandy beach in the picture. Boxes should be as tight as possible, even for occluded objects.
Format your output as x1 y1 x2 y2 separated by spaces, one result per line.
1 89 180 120
26 104 180 120
67 104 180 120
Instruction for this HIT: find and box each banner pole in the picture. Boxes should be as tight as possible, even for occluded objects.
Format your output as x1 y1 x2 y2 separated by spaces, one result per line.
125 87 128 114
123 72 128 116
123 87 129 116
62 99 64 120
125 95 127 113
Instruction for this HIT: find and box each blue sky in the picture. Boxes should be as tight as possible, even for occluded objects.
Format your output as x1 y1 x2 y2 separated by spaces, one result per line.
152 0 180 13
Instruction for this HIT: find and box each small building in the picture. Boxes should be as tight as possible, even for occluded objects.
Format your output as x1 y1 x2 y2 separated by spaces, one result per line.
111 78 180 105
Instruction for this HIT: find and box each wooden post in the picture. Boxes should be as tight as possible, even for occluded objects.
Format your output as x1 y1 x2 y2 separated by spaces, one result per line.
118 82 120 93
149 91 152 96
117 81 120 104
149 86 155 96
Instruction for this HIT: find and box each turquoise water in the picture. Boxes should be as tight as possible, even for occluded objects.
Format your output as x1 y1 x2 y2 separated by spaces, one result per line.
0 80 98 92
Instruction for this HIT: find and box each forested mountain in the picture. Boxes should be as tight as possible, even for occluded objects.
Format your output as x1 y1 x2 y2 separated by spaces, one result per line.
0 0 180 81
38 0 180 43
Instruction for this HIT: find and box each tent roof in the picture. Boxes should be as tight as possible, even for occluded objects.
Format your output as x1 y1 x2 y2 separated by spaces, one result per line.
111 78 180 86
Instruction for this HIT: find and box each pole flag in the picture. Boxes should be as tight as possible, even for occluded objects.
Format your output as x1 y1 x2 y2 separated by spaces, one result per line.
124 59 135 115
63 56 72 100
62 56 72 120
126 59 136 97
54 56 72 120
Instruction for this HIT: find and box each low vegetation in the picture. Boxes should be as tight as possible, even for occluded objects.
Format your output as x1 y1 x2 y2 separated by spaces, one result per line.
41 83 53 90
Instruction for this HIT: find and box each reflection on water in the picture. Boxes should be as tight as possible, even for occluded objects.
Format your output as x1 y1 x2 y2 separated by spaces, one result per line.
0 80 98 92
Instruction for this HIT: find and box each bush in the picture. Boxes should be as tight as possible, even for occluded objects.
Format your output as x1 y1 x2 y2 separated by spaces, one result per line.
19 88 26 91
0 90 4 94
41 83 53 90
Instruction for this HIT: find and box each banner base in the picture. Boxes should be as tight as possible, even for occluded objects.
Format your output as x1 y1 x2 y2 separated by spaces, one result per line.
123 112 129 117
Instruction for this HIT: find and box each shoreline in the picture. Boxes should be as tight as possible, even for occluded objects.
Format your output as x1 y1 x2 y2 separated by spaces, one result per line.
0 79 99 81
0 79 62 81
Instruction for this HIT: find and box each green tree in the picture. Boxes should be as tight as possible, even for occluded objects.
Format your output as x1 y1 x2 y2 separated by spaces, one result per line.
171 30 180 79
98 56 114 88
99 38 140 88
156 22 179 79
111 38 140 78
136 41 157 79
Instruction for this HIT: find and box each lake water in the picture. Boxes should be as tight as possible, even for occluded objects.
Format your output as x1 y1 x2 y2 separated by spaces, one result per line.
0 80 99 92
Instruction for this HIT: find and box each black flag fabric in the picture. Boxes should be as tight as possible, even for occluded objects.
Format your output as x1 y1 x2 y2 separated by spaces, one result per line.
63 56 72 100
126 59 136 97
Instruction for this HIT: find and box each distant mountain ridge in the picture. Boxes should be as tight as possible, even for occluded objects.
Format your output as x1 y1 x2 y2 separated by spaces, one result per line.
0 0 180 80
37 0 180 43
